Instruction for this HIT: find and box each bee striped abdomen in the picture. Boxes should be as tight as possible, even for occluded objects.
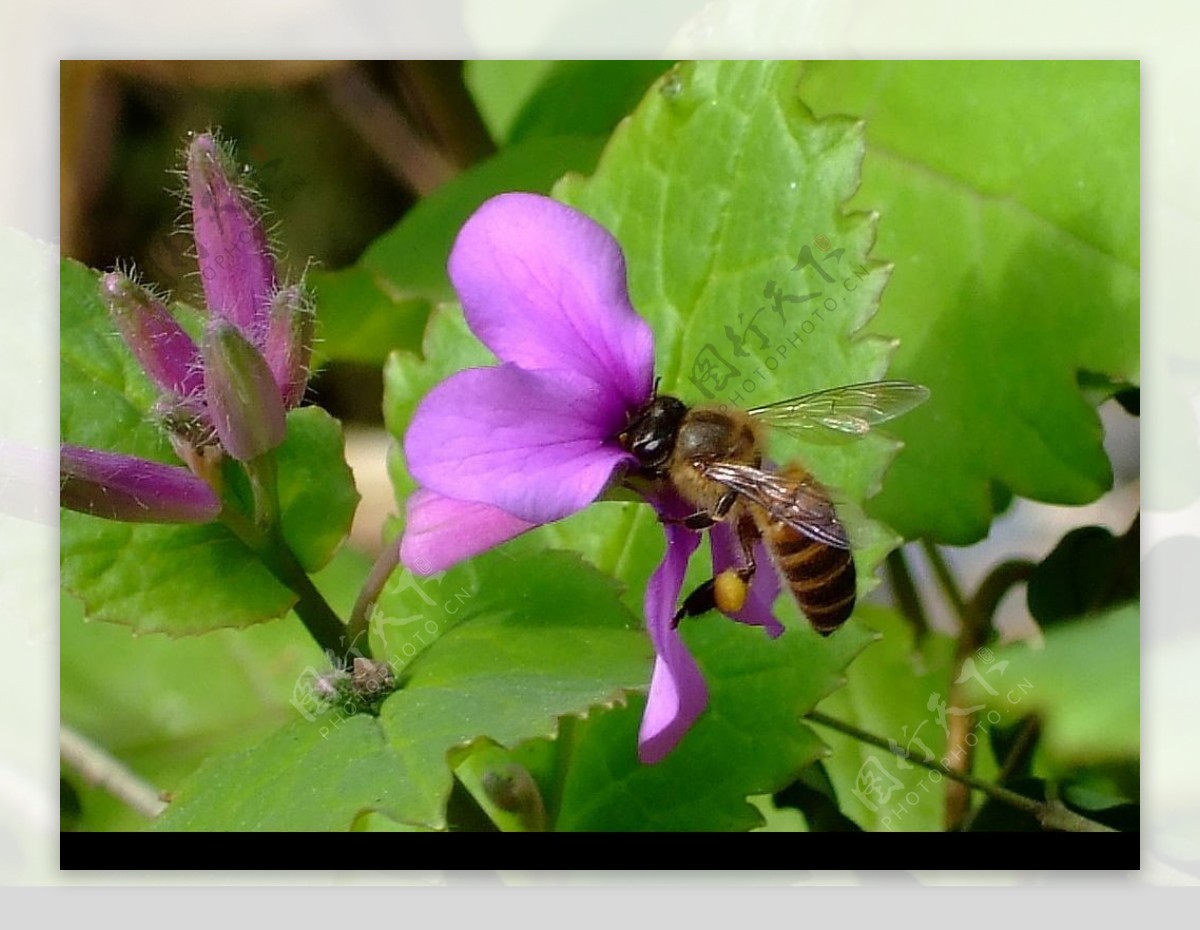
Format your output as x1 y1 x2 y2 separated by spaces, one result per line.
763 521 857 636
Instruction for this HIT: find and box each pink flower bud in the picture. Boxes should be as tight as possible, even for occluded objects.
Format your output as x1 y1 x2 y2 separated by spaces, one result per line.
100 271 203 400
263 284 315 409
201 321 286 462
60 444 220 524
187 133 277 333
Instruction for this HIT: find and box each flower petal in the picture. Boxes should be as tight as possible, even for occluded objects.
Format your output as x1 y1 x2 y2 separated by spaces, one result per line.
188 133 277 333
60 445 220 524
448 193 655 410
399 489 537 575
638 496 707 765
405 363 633 525
710 521 785 638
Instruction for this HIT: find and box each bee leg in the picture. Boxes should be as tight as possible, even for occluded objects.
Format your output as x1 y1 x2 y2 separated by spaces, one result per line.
671 579 717 628
663 490 738 531
734 514 759 587
671 512 761 628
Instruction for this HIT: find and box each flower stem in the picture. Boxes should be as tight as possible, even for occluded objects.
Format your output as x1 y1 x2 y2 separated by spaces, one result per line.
804 710 1115 832
951 560 1036 832
61 725 167 819
245 451 280 530
919 539 968 624
959 716 1041 832
232 451 356 662
920 540 983 829
967 559 1036 625
219 501 350 663
324 65 458 195
347 541 401 653
885 546 928 638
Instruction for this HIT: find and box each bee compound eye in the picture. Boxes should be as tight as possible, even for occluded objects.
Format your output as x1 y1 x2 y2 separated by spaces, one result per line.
633 436 666 462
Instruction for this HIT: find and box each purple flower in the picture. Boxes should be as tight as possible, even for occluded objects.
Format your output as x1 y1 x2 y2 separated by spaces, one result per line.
62 131 314 523
399 193 783 764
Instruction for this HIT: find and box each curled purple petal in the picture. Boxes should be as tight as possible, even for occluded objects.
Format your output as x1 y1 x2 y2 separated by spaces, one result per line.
448 193 655 411
262 284 314 408
639 513 707 765
188 133 277 333
399 489 537 575
60 444 220 524
100 271 203 399
405 363 633 525
202 321 286 462
710 522 785 638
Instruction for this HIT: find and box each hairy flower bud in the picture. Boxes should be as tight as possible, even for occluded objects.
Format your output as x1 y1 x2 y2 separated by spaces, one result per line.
201 321 286 462
100 271 202 399
263 284 315 408
187 133 277 333
60 445 220 524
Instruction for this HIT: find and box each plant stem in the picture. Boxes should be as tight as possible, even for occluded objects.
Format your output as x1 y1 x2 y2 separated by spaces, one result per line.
959 717 1041 832
246 451 280 530
967 559 1035 626
219 503 350 663
885 546 928 638
920 539 968 624
804 710 1115 832
920 540 983 829
392 61 496 168
347 541 401 650
272 541 356 662
61 725 167 819
325 64 459 195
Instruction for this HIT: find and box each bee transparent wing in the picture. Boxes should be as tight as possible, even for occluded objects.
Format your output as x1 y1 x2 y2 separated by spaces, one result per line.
747 380 930 443
699 461 851 549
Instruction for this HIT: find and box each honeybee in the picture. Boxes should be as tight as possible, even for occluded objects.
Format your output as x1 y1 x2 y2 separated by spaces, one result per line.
619 380 929 635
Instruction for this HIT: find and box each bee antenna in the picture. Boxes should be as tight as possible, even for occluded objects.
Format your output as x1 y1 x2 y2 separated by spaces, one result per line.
653 376 661 398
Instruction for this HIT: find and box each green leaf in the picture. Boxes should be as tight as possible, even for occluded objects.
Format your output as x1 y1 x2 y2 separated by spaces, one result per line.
60 259 360 633
463 60 557 143
153 714 412 831
810 605 957 832
1026 520 1139 628
60 257 173 463
792 61 1139 543
551 612 875 831
308 264 430 367
372 549 651 828
962 602 1139 769
771 762 863 832
464 61 672 148
314 135 606 365
274 406 361 572
62 499 297 636
505 61 675 145
60 547 370 831
157 550 650 830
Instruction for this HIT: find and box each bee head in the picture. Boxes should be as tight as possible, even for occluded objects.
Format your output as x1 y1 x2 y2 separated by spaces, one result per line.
620 395 687 474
